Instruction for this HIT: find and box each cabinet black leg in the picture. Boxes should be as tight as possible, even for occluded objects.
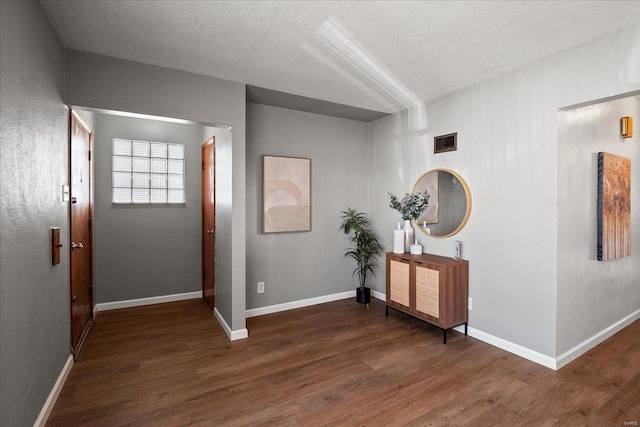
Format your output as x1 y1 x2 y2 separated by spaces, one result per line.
385 305 388 317
443 329 447 344
465 322 468 336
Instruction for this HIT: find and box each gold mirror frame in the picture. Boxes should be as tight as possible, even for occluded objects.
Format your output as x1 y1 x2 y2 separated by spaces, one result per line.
412 168 472 239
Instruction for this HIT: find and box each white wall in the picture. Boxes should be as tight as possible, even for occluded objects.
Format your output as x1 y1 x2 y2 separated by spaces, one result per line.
367 25 640 359
245 103 370 309
557 96 640 357
0 1 69 425
64 50 247 331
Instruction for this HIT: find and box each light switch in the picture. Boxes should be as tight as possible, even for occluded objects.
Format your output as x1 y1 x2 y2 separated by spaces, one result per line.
62 185 70 202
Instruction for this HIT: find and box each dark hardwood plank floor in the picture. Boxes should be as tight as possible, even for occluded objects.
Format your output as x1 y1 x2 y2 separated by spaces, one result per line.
47 298 639 426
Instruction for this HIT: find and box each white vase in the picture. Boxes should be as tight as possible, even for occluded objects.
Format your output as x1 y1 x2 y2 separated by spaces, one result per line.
403 220 414 253
393 223 405 254
410 238 423 255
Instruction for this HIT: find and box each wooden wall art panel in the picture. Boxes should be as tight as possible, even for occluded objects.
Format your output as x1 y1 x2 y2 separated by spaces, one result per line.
597 152 631 261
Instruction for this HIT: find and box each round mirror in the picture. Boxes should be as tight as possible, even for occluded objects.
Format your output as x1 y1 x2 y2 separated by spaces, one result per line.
412 169 472 238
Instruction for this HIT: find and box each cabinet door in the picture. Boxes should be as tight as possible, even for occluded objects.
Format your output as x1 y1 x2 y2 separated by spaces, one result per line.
415 262 440 320
389 259 410 308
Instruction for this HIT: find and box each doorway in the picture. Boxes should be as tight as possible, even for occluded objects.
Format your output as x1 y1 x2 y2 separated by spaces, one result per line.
202 137 215 309
70 111 93 356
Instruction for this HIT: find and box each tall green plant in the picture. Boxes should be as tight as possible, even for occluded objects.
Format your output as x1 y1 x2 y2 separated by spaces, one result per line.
339 208 383 289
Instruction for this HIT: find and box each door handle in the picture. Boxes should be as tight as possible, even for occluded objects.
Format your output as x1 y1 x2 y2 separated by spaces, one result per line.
71 242 84 249
207 230 214 235
72 295 77 302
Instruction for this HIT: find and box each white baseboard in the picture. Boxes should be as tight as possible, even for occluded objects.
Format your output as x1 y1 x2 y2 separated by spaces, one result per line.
214 307 248 341
34 355 74 427
371 289 386 301
245 290 357 318
94 291 201 314
555 308 640 370
452 325 557 369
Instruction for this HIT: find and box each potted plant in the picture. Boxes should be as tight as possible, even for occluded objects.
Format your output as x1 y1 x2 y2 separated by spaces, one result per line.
388 191 430 222
388 191 430 252
339 208 383 308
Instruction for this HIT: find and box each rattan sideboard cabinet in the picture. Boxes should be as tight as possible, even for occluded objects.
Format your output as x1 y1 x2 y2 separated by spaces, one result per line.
385 252 468 343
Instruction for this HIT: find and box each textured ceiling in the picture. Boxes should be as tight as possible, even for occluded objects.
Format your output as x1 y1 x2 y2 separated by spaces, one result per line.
41 1 640 114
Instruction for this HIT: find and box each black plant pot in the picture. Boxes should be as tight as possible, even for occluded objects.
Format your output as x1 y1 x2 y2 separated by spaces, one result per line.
356 286 371 304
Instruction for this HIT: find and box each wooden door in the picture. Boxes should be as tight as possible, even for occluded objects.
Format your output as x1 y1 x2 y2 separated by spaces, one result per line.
202 137 215 309
70 111 93 355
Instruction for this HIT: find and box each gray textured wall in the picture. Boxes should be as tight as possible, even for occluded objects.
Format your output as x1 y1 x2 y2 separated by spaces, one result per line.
92 113 205 303
0 1 70 425
64 50 247 331
246 103 370 309
557 96 640 356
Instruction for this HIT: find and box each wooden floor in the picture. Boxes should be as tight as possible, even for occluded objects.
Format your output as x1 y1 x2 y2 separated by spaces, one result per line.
47 298 639 426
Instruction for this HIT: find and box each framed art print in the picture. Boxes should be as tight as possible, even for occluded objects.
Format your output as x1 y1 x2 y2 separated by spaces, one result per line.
263 155 311 233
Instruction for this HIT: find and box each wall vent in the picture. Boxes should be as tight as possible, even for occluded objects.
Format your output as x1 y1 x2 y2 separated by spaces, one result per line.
434 133 457 154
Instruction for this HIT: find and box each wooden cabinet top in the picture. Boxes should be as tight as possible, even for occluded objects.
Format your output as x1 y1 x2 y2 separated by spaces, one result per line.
386 252 468 267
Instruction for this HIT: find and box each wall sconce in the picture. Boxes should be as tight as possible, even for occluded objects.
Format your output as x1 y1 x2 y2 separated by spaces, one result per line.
621 116 633 138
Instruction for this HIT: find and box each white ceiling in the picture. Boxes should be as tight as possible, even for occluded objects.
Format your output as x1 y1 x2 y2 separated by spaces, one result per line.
41 1 640 114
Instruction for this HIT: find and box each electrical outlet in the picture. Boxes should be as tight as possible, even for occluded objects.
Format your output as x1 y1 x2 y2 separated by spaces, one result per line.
257 282 265 294
468 297 472 311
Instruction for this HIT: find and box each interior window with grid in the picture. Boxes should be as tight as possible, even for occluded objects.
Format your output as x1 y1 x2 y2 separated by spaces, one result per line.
112 139 185 204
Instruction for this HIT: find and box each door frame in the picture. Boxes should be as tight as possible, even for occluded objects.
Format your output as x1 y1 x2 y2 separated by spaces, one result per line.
69 109 94 356
202 137 216 308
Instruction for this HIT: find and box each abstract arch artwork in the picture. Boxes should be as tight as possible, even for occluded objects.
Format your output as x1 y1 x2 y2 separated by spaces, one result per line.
263 155 311 233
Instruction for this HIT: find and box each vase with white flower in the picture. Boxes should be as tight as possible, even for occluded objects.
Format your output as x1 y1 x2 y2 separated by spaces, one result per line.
388 191 430 252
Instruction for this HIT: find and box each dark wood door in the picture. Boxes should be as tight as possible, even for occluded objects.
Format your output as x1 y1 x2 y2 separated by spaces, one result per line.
202 137 215 309
70 111 93 355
